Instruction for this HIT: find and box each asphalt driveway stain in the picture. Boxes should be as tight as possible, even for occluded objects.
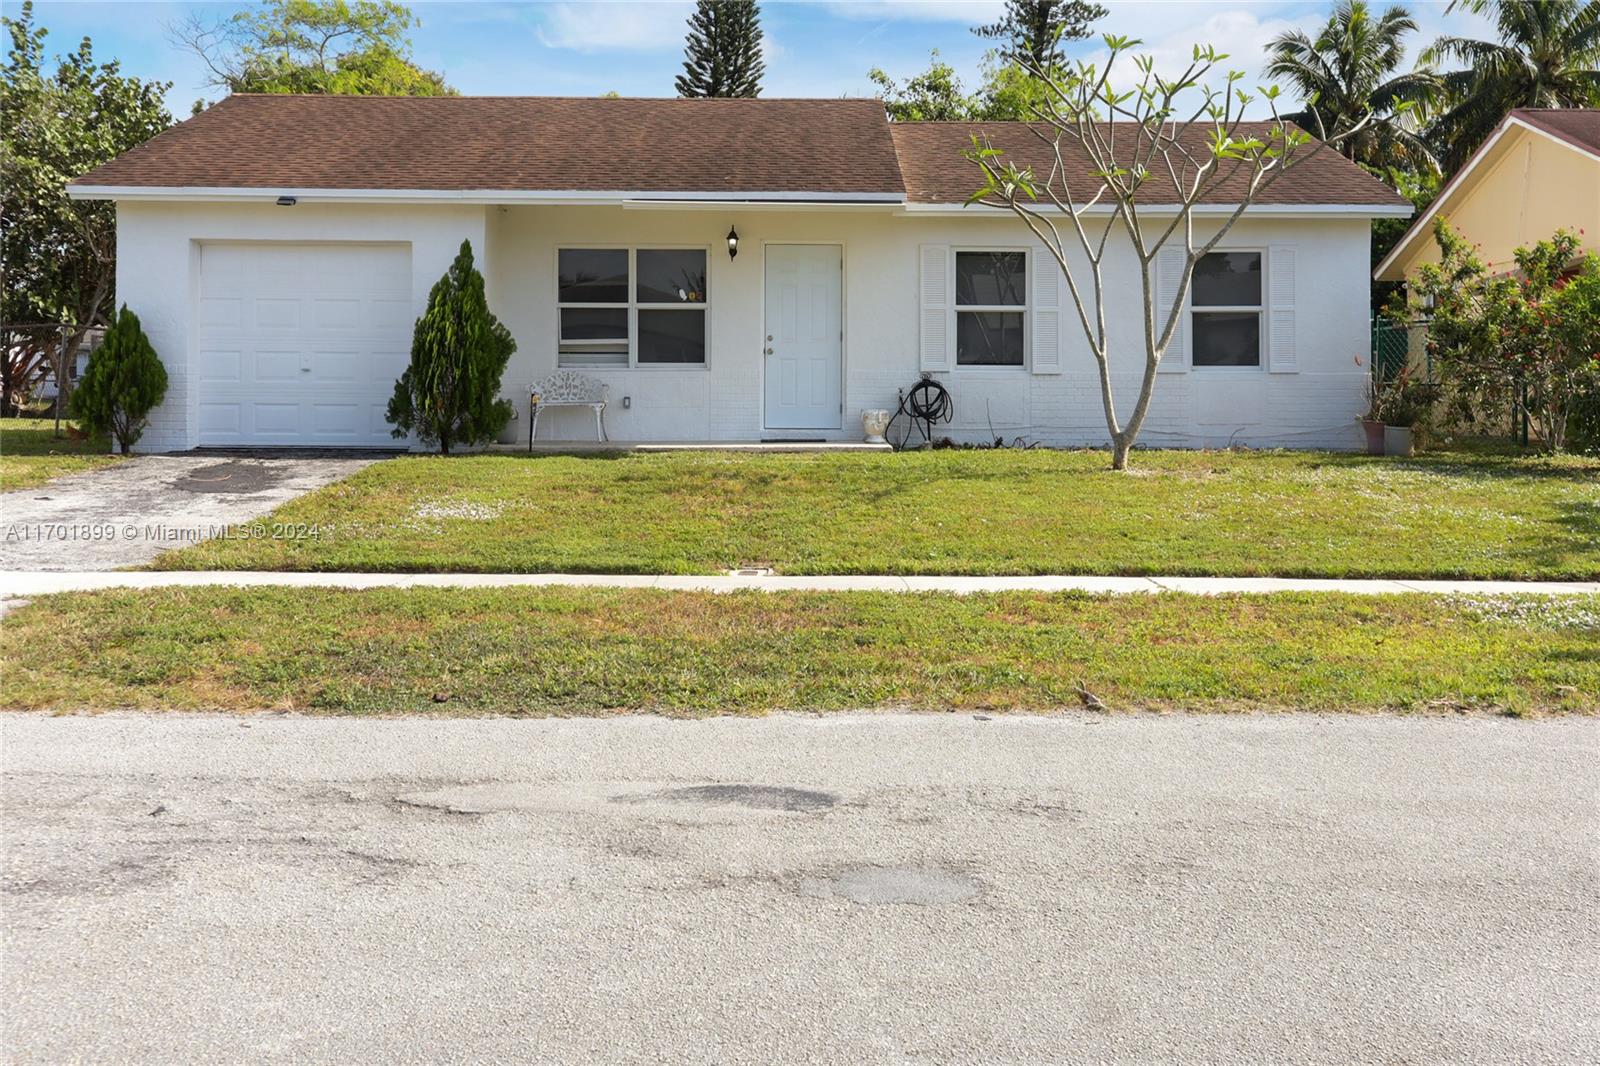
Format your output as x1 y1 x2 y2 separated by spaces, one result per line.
624 784 840 812
172 461 280 494
801 866 981 906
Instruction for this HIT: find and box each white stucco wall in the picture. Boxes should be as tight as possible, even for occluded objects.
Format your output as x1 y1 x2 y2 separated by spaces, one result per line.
489 205 1373 449
114 201 486 452
113 199 1371 451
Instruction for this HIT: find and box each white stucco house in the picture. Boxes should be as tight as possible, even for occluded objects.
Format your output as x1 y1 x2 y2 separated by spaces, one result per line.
69 95 1410 452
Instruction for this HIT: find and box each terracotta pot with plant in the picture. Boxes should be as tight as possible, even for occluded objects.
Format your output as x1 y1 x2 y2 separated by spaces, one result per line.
1372 369 1440 457
1359 378 1386 455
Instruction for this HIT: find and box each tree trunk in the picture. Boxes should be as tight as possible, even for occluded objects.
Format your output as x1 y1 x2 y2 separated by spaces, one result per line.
1110 434 1133 471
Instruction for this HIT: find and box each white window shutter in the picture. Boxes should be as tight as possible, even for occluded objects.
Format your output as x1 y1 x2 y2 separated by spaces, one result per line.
919 244 952 373
1155 245 1189 373
1030 248 1063 374
1268 245 1299 373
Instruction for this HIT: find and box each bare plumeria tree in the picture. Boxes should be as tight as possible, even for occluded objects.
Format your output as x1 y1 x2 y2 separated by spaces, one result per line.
967 35 1379 469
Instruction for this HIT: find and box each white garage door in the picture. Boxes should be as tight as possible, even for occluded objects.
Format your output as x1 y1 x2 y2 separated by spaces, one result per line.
196 243 412 446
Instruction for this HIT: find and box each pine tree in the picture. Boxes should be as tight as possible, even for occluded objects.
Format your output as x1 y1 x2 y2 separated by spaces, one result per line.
69 305 168 453
386 240 515 454
973 0 1108 70
675 0 764 98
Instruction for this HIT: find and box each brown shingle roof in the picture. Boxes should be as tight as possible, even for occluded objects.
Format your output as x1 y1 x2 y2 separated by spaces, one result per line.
889 121 1409 206
73 95 1408 209
72 94 906 197
1511 108 1600 156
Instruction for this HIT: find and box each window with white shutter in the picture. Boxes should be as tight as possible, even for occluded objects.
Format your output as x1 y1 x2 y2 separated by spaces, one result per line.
919 244 952 373
1155 245 1190 373
1268 245 1299 373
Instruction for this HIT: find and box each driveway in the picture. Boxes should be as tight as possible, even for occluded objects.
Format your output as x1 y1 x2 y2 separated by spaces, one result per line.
0 454 379 570
2 712 1594 1064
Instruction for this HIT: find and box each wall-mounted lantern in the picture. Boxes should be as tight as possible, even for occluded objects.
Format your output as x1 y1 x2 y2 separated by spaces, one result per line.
275 195 298 207
726 225 739 259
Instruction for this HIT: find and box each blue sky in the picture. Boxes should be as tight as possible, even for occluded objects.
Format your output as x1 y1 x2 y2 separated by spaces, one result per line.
25 1 1489 113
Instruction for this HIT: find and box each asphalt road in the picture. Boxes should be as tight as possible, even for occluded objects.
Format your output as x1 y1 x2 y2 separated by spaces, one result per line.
2 712 1596 1064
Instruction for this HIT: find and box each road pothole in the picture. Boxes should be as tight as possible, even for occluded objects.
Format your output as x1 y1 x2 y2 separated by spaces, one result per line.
802 866 980 906
619 784 839 812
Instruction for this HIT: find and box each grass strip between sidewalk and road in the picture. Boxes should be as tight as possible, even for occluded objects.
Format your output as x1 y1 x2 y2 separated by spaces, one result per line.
146 449 1600 580
0 417 121 491
2 587 1595 716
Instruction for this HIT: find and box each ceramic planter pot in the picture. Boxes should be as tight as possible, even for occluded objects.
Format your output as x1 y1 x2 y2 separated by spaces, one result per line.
861 409 891 444
1361 420 1385 455
1383 425 1414 458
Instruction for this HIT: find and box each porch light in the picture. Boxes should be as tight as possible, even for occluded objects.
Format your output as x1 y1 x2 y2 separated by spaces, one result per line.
726 225 739 259
275 195 297 207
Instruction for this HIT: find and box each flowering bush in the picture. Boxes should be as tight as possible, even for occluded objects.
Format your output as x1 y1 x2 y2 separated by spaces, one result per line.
1406 221 1600 452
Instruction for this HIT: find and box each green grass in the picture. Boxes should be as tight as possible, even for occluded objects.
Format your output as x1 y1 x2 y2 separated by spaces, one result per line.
1 587 1595 715
0 417 121 490
150 449 1600 579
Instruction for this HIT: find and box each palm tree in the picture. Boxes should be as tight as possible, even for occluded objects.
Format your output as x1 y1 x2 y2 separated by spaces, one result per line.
1266 1 1439 173
1423 0 1600 171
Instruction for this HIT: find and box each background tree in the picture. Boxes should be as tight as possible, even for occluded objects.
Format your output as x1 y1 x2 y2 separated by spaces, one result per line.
1266 1 1438 173
1422 0 1600 171
70 305 168 453
675 0 764 98
1 1 170 419
387 241 514 455
870 51 976 121
872 50 1056 121
968 37 1365 470
973 0 1108 69
172 0 453 98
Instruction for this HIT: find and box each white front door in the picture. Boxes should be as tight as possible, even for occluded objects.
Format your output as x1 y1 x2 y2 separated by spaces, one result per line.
764 244 842 431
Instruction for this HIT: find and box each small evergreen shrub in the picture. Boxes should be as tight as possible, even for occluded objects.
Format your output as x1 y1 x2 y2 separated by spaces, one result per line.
387 240 514 454
69 305 168 453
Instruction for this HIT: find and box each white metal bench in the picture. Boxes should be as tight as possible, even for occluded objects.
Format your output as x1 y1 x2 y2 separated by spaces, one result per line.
528 370 609 447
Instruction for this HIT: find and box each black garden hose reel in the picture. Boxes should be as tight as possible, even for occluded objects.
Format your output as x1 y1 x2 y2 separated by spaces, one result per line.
887 373 953 450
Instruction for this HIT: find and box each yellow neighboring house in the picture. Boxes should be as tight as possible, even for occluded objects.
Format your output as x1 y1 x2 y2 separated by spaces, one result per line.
1375 108 1600 283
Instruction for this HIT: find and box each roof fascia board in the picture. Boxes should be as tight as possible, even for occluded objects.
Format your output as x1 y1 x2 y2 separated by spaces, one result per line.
900 202 1413 218
1373 115 1598 280
66 185 906 205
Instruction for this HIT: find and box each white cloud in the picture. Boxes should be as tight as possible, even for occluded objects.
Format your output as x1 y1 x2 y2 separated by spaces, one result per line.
1076 5 1326 112
822 1 1003 23
536 1 693 53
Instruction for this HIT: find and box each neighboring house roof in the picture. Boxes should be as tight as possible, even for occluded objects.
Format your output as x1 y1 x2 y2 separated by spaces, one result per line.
71 94 907 200
1510 107 1600 156
889 121 1410 207
70 94 1408 214
1374 108 1600 280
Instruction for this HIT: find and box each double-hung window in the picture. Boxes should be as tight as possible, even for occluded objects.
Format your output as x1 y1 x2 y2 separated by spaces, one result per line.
954 250 1026 367
558 247 708 368
1191 251 1262 368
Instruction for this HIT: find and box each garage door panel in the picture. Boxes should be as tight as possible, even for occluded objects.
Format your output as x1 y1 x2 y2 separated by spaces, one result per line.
315 351 362 383
253 351 301 382
199 350 242 384
313 299 363 330
199 403 241 436
197 243 412 447
254 298 301 329
197 297 242 328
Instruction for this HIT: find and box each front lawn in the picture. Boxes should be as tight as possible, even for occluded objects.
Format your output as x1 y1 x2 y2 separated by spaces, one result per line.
1 588 1594 715
150 449 1600 579
0 417 121 490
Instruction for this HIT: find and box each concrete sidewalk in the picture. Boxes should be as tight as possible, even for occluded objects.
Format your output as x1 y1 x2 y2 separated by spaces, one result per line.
2 569 1596 598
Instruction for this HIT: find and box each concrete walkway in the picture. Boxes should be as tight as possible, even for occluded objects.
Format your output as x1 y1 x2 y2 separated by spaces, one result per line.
2 569 1596 598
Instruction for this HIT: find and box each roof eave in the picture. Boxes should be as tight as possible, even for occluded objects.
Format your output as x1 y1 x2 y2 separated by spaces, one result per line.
66 185 907 206
901 201 1413 218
